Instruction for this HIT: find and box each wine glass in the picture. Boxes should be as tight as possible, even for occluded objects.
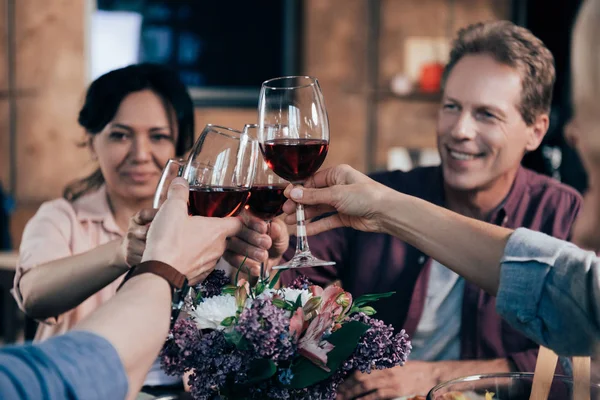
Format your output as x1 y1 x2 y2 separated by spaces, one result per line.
168 125 258 326
257 76 335 269
242 123 289 281
153 158 186 209
183 124 259 218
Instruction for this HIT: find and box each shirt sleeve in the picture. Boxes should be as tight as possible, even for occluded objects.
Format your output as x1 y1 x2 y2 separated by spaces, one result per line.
12 199 75 321
0 331 128 400
496 228 600 356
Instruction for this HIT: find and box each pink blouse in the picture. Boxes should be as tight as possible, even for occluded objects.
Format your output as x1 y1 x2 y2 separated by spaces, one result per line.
12 185 124 342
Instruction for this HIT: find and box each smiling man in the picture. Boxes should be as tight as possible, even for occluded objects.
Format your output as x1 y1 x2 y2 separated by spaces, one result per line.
224 21 582 399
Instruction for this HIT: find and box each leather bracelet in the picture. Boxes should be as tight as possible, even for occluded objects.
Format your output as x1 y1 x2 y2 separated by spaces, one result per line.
117 260 188 292
117 260 189 329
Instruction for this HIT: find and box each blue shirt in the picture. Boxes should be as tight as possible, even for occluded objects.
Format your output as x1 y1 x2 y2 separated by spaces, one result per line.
0 331 128 399
498 228 600 356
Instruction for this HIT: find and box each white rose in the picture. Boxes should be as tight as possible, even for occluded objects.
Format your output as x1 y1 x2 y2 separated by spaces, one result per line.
190 295 238 330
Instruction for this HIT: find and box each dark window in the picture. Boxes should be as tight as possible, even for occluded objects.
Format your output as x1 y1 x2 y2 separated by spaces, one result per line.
96 0 303 107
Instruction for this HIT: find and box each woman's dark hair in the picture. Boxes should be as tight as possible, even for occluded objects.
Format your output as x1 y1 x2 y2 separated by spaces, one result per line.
64 63 195 201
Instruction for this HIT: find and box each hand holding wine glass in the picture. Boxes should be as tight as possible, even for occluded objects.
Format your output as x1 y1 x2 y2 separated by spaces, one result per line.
281 164 391 235
258 76 334 269
184 124 258 218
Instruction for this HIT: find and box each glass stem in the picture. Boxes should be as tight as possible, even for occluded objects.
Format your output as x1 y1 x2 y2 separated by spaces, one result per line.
261 220 271 282
294 199 311 257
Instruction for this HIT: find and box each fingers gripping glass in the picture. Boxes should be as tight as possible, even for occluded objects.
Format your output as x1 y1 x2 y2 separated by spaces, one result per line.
243 124 288 281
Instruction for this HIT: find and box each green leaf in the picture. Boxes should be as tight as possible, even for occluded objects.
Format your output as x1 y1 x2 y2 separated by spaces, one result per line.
224 330 249 350
268 270 282 289
221 316 236 327
360 306 376 316
234 255 249 284
255 281 266 296
288 321 370 388
293 293 304 310
245 359 277 384
352 292 395 308
194 290 203 305
272 298 287 309
222 284 237 295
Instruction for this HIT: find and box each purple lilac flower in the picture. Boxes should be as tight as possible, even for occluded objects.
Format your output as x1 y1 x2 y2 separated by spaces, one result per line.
344 312 412 374
186 330 250 400
235 298 295 361
160 318 202 376
288 274 312 290
195 269 230 298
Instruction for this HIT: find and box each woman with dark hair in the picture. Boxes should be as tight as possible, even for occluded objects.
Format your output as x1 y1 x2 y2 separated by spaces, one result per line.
11 63 194 389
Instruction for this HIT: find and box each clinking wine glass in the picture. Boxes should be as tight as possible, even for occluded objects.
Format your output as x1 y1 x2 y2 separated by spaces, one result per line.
258 76 335 269
242 123 289 281
170 125 258 325
183 124 259 218
153 157 186 209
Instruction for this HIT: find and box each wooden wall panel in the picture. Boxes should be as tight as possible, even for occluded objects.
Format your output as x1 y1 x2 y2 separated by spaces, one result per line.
303 0 367 171
14 0 89 202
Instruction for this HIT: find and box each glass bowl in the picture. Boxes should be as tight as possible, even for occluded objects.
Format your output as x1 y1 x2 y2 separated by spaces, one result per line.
427 372 600 400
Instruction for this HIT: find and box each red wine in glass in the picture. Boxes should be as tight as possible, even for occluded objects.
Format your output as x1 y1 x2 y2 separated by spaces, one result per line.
188 187 250 217
246 185 287 220
261 139 329 183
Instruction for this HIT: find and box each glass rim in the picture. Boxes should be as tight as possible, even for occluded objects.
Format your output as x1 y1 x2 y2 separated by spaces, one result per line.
203 124 247 141
262 76 318 90
427 372 600 398
166 157 187 163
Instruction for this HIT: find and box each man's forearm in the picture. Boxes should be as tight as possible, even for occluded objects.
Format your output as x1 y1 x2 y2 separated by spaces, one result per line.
74 272 171 400
379 190 513 296
19 239 128 319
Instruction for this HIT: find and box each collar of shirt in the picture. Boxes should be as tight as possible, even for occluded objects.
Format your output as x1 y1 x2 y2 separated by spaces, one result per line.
424 165 529 227
72 185 123 237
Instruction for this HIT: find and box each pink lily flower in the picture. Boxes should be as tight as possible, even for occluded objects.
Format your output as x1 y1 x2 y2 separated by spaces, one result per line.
289 307 306 342
319 286 353 320
298 312 335 371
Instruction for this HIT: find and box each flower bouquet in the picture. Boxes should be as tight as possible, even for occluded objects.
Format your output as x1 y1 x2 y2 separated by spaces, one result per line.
160 268 412 400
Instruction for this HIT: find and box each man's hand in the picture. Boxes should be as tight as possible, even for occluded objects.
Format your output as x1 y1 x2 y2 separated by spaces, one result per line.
337 359 511 400
281 164 392 236
223 213 289 277
142 178 243 284
336 362 440 400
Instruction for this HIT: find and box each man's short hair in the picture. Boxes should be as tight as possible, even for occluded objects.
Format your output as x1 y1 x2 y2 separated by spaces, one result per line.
443 21 555 126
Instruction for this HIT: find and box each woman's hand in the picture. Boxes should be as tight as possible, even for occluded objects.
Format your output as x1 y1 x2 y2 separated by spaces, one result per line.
223 214 289 277
116 209 158 270
282 164 391 235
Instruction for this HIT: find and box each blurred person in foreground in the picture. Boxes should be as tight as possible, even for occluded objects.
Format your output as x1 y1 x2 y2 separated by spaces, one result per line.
276 1 600 398
226 20 581 398
0 178 243 399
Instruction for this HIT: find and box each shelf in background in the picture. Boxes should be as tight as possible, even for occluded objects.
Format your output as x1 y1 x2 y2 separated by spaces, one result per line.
376 89 442 103
343 85 442 103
